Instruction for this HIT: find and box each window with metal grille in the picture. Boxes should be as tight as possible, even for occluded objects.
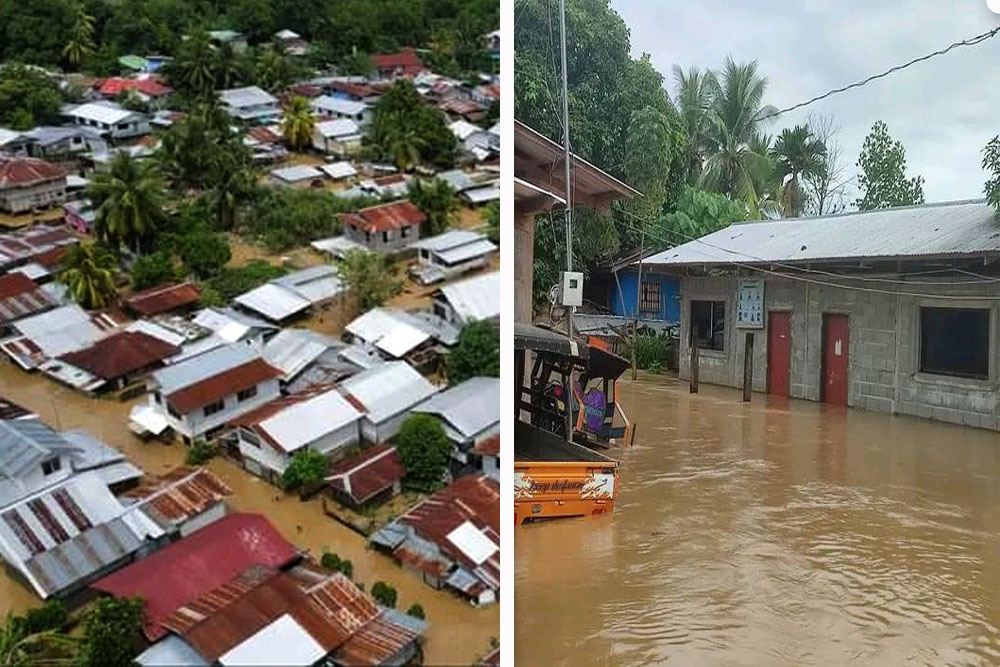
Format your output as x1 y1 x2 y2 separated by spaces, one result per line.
920 307 990 379
640 282 661 314
690 300 725 351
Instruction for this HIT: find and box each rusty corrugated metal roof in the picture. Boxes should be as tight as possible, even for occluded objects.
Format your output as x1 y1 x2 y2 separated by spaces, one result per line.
339 200 426 233
126 282 202 317
122 467 231 525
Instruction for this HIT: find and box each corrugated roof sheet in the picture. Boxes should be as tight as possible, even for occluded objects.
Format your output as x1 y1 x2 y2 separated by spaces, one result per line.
126 282 202 316
438 271 500 322
340 361 437 424
219 86 277 109
153 343 260 395
63 102 140 126
0 419 77 478
254 388 361 453
437 238 497 264
339 200 426 233
91 513 299 641
261 328 339 380
122 467 230 527
167 358 281 414
313 96 367 116
326 444 404 504
414 377 500 442
409 229 485 252
271 165 324 182
643 199 1000 267
58 331 179 380
346 308 430 358
234 283 311 321
0 273 53 324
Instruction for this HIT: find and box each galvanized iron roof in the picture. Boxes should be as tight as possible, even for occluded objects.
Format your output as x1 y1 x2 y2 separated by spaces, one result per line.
643 199 1000 267
340 361 438 424
413 377 500 442
437 271 500 322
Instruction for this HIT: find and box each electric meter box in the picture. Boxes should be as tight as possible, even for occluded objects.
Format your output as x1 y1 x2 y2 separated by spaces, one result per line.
560 271 584 307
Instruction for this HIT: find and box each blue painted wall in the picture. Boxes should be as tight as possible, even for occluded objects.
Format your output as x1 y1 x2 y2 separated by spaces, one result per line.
609 273 680 322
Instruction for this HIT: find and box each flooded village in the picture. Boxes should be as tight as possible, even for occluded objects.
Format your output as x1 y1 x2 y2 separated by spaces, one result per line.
0 0 500 664
515 0 1000 664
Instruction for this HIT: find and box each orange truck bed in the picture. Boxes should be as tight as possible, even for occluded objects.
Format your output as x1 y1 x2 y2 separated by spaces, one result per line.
514 420 620 524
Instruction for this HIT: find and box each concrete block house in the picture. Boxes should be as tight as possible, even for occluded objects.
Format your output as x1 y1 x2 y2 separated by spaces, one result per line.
338 200 426 253
641 199 1000 431
0 157 68 214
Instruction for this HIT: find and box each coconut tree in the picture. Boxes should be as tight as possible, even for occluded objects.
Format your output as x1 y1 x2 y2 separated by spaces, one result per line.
699 57 777 219
772 124 827 218
255 47 290 93
167 29 215 98
281 96 316 150
87 151 166 254
63 3 96 69
60 243 118 310
672 65 717 184
383 118 426 172
408 178 458 236
0 611 75 666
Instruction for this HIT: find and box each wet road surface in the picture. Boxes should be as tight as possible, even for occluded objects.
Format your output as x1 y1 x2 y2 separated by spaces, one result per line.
0 363 498 665
515 374 1000 665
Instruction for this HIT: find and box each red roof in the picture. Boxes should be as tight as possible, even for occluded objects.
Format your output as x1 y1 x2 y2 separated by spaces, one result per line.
120 467 231 524
338 200 426 233
479 83 500 100
326 80 377 99
397 475 499 582
59 331 179 380
97 76 173 97
0 158 67 188
91 513 299 641
373 173 407 186
441 97 486 117
166 359 283 414
247 126 281 145
0 273 53 324
371 48 424 77
125 282 202 317
28 245 69 268
326 444 405 505
472 435 499 457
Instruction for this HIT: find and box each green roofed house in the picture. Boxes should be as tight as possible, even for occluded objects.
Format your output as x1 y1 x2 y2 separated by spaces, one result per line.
118 55 149 72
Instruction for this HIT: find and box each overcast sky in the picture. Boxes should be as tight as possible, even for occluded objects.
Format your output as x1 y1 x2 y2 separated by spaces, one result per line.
610 0 1000 205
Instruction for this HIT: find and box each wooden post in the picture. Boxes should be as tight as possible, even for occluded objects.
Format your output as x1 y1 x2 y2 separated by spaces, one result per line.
690 327 699 393
743 332 754 402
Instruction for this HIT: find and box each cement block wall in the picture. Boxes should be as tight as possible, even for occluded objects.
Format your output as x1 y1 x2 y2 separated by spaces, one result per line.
677 274 1000 431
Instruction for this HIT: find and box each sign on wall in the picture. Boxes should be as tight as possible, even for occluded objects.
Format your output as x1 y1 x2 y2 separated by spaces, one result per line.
736 279 765 328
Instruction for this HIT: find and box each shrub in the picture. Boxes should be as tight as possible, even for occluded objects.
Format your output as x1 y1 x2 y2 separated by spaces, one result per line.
24 600 67 633
203 260 286 302
321 552 341 571
180 230 231 278
448 320 500 385
406 604 425 620
185 440 217 466
130 251 176 291
337 559 353 579
624 330 673 371
395 414 451 493
282 449 329 492
371 581 397 608
240 189 378 253
336 250 402 313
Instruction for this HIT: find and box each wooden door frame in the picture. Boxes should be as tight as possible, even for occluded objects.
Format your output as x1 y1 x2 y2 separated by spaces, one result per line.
820 312 850 405
766 309 792 396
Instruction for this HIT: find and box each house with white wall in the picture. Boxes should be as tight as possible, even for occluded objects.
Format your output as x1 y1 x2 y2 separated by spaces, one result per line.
62 102 150 140
312 96 370 125
135 344 282 443
229 386 363 485
339 361 438 443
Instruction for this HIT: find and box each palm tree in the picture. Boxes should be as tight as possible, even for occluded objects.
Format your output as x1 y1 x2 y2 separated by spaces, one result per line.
672 65 717 183
86 152 166 253
255 47 288 93
0 611 75 666
384 116 426 171
214 43 243 90
168 29 215 98
63 3 96 69
699 57 778 219
771 125 827 218
281 96 316 150
60 244 118 310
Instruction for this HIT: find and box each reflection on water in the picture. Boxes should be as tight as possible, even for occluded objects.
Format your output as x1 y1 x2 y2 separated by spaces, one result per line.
515 374 1000 665
0 363 498 665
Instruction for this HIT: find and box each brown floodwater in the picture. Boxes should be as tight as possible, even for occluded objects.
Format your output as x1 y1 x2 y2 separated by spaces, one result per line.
0 363 498 665
515 374 1000 665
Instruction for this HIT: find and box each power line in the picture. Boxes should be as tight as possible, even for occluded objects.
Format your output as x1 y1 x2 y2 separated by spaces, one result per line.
760 25 1000 120
612 208 1000 300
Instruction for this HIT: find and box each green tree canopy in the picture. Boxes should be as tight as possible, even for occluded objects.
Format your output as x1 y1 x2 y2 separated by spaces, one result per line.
771 125 827 218
281 95 316 150
656 186 747 242
179 229 232 278
448 320 499 385
282 449 329 492
0 64 63 130
130 251 177 290
77 596 144 667
982 135 1000 214
408 178 458 236
364 79 457 170
86 151 166 254
60 243 118 310
395 413 451 492
336 250 402 313
370 581 398 609
855 120 925 211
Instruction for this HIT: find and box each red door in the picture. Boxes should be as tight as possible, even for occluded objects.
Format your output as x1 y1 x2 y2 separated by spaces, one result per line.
767 312 791 397
821 314 849 406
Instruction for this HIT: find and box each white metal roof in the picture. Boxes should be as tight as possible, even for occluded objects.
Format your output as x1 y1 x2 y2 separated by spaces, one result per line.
192 307 276 340
260 388 362 452
438 271 500 322
413 376 500 440
270 165 324 182
274 265 344 304
234 283 311 321
409 230 486 252
137 635 207 666
0 129 21 146
310 235 366 258
312 96 367 116
275 29 301 40
315 118 360 138
447 520 498 565
642 199 1000 267
319 161 358 179
262 328 337 380
64 102 140 125
218 86 277 109
449 120 481 141
462 183 500 204
437 238 497 265
12 305 108 357
346 308 430 358
219 614 325 667
341 361 437 423
125 320 187 348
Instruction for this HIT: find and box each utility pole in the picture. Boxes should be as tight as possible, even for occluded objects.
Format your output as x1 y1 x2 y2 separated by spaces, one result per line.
559 0 573 341
631 228 644 380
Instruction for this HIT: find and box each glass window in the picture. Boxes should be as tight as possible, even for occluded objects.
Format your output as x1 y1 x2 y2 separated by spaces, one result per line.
920 307 989 379
690 300 725 351
203 400 225 416
41 458 61 475
237 386 258 402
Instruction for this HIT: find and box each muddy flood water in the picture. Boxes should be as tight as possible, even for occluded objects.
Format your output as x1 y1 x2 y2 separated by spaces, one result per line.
0 363 498 665
515 374 1000 665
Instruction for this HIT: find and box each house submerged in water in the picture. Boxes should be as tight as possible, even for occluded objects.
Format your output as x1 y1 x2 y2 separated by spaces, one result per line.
640 199 1000 431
